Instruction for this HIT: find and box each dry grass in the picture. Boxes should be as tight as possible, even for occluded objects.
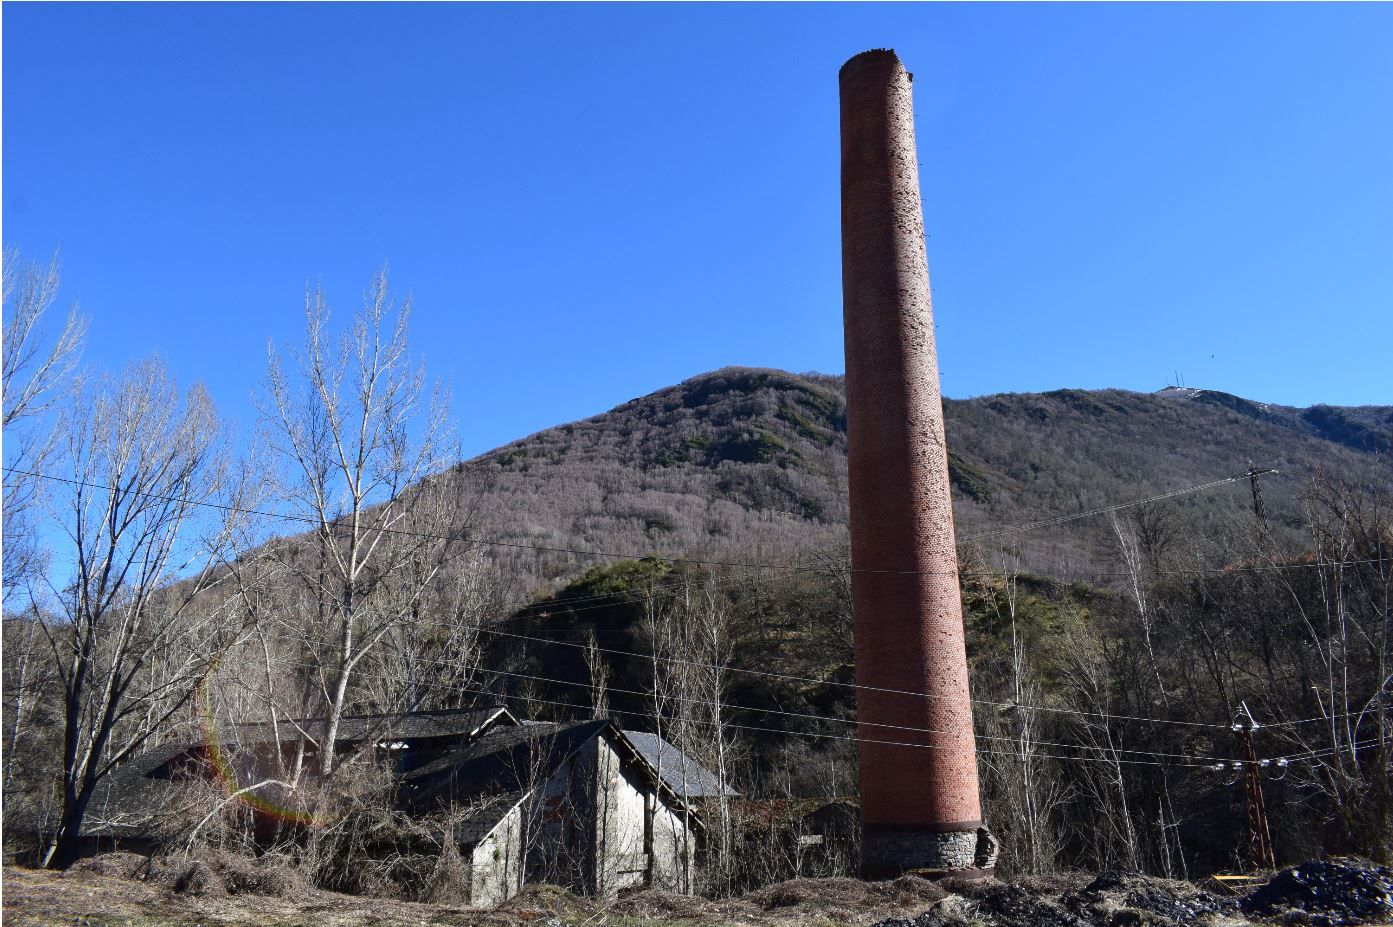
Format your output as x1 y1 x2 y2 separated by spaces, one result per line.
11 861 1336 927
3 865 952 927
4 864 490 927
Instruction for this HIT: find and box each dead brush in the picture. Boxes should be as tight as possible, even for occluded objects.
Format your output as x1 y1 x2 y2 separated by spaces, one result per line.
296 757 471 902
424 817 471 905
162 766 264 857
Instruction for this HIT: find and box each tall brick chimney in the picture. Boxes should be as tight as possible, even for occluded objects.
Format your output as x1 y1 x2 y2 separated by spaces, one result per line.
839 48 991 877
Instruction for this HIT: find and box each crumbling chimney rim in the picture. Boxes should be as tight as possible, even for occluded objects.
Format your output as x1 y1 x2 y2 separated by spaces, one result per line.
839 48 903 77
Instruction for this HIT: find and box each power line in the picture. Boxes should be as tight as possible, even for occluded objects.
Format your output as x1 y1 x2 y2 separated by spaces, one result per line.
250 592 1389 739
958 475 1246 544
264 604 1244 733
237 585 1379 736
467 620 1234 730
463 665 1244 763
463 682 1229 768
14 464 1384 734
477 615 1388 734
263 653 1242 765
225 657 1237 770
221 657 1387 774
1274 738 1384 763
9 465 1314 579
1259 708 1373 730
218 653 1385 772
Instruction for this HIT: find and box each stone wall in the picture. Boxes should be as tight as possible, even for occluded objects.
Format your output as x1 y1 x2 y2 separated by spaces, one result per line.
583 732 696 897
468 797 526 907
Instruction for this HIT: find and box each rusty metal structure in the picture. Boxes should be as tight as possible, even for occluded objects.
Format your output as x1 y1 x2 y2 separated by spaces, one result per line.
838 48 990 877
1234 703 1277 870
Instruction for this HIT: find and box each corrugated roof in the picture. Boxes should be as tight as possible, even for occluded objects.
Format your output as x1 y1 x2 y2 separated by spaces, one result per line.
620 730 738 798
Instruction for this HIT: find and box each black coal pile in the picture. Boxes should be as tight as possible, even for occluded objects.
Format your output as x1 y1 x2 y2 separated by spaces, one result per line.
965 883 1089 927
874 870 1241 927
1071 870 1236 923
872 861 1393 927
1241 859 1393 926
874 880 1087 927
872 910 958 927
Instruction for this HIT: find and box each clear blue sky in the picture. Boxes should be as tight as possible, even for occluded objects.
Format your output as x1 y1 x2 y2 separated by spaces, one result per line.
5 3 1390 459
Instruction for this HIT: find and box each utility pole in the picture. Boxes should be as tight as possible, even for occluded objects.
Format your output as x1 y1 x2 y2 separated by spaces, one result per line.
1246 463 1276 545
1233 702 1276 870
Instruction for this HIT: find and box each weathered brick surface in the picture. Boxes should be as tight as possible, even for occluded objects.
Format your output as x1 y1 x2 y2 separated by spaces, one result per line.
838 48 984 874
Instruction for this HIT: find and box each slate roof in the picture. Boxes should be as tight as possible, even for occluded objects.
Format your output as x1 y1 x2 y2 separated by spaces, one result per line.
401 719 609 811
76 711 736 845
78 706 514 838
621 731 739 799
406 721 733 844
221 706 513 747
450 790 529 848
82 740 194 838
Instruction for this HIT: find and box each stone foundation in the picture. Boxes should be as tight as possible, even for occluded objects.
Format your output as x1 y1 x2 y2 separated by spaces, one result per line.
862 826 1000 879
862 828 980 878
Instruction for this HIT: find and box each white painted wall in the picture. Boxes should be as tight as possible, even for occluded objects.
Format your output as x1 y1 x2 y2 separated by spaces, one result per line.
587 733 695 897
650 794 696 892
590 733 648 895
465 729 699 906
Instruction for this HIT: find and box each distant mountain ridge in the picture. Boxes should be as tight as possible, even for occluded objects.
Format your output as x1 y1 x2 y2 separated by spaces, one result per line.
449 369 850 593
440 368 1387 593
447 368 1391 595
1155 385 1393 454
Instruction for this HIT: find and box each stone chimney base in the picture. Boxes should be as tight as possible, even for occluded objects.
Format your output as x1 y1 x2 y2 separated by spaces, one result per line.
862 826 998 880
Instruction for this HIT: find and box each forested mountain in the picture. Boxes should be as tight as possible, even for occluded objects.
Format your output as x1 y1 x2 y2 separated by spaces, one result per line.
7 359 1388 878
452 368 1391 873
447 366 1392 596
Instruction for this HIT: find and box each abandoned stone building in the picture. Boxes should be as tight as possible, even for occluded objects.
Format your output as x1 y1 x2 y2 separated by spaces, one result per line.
72 706 732 905
730 797 859 885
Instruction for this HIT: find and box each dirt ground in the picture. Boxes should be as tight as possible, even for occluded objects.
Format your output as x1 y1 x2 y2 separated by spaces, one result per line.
0 865 945 927
4 857 1391 927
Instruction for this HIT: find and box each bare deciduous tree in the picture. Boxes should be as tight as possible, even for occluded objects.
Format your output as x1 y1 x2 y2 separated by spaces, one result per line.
983 553 1069 874
1270 470 1391 857
2 248 87 598
1061 624 1143 871
258 271 462 778
584 629 609 719
1110 510 1169 707
688 572 737 894
37 357 254 867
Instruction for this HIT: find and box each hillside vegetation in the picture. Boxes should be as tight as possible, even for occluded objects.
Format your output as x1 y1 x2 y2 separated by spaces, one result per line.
448 367 1391 595
448 368 1391 876
6 357 1388 892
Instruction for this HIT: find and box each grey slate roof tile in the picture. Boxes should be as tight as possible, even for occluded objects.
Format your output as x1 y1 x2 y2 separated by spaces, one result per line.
620 730 739 798
79 707 513 838
401 719 609 811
